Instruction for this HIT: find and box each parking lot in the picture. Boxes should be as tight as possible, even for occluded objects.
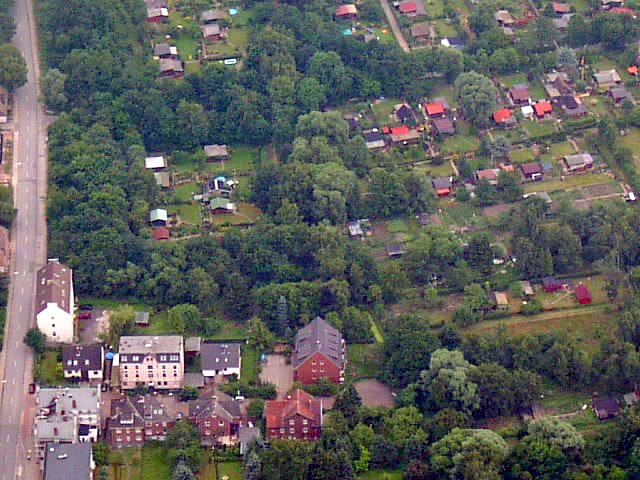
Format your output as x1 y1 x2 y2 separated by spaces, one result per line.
259 354 293 399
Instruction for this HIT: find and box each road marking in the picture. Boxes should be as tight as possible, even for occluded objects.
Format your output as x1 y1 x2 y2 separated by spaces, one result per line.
13 360 16 367
20 287 23 295
5 434 8 443
18 305 22 313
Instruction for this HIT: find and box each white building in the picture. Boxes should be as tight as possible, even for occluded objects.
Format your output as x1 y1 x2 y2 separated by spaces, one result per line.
119 336 184 390
36 260 74 343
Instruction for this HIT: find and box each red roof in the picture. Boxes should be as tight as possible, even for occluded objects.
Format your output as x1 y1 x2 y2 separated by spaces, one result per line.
399 1 417 13
382 126 390 134
610 7 635 14
390 125 410 136
265 390 322 430
476 169 498 181
335 4 357 16
152 227 170 240
628 66 639 75
534 101 552 116
552 2 570 12
493 108 512 123
425 103 445 116
575 284 592 303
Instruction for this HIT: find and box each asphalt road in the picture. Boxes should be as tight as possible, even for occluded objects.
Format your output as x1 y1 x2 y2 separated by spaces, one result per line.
0 0 48 475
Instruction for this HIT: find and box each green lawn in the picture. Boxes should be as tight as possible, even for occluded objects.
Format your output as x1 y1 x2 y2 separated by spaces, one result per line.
372 27 395 44
371 98 402 124
618 127 640 169
522 119 556 139
168 203 201 224
200 459 244 480
413 160 455 177
241 346 259 383
35 350 64 385
440 134 480 154
370 318 384 343
227 27 249 51
423 0 445 16
348 343 384 379
77 296 151 311
433 19 457 37
523 173 615 193
211 202 261 225
176 34 199 61
499 73 528 88
550 141 576 158
109 445 171 480
209 319 248 340
207 146 259 174
142 445 171 480
431 85 457 108
510 147 534 163
175 182 198 202
387 218 409 233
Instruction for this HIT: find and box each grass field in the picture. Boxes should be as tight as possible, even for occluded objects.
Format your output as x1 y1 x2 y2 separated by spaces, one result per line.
550 141 576 158
241 346 259 383
522 119 556 138
109 445 170 480
176 34 199 60
511 147 535 163
431 85 457 108
372 98 402 124
168 203 201 224
434 19 457 37
207 146 260 174
175 182 198 202
200 459 244 479
210 202 261 225
618 127 640 169
523 173 615 193
348 343 384 379
35 350 63 385
440 134 480 154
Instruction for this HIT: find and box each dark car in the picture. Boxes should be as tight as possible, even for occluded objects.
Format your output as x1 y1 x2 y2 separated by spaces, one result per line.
28 383 36 394
78 304 94 311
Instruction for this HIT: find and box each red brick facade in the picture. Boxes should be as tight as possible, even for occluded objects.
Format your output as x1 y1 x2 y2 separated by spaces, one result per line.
265 390 323 441
294 352 341 385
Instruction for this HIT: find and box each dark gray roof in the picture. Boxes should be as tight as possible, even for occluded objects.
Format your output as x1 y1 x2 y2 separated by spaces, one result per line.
36 261 73 315
188 397 242 419
201 343 241 371
62 344 103 373
153 43 171 56
184 372 204 388
135 311 150 325
363 131 384 142
432 177 452 189
294 317 344 369
201 8 225 22
44 443 92 480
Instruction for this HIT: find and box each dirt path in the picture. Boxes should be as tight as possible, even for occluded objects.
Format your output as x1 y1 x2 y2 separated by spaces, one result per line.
379 0 410 52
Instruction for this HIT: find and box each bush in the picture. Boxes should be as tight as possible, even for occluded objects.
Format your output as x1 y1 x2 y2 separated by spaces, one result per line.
521 297 544 315
221 381 277 399
247 399 265 419
293 378 338 396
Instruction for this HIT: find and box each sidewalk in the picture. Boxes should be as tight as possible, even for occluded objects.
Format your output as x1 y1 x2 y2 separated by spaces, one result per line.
378 0 410 52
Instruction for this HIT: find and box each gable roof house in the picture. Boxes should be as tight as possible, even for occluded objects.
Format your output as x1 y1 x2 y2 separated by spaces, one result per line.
153 171 170 189
158 58 184 79
202 24 224 42
200 8 225 24
410 23 436 41
592 395 620 420
107 395 172 448
145 155 166 171
493 108 516 127
265 390 323 440
425 103 445 118
545 73 573 98
474 168 499 185
563 153 593 172
509 84 531 105
520 162 543 181
188 396 244 446
602 0 624 9
204 144 229 162
398 1 418 14
533 101 553 118
552 2 571 14
432 117 455 135
575 284 592 304
491 291 509 310
335 4 358 18
36 260 74 344
394 104 415 123
542 276 563 292
149 208 168 226
610 86 633 104
593 69 622 91
146 7 168 22
62 344 104 383
201 343 242 378
210 197 236 214
494 9 515 26
363 130 386 150
432 176 453 196
294 317 345 385
389 125 420 144
153 43 178 59
43 443 94 480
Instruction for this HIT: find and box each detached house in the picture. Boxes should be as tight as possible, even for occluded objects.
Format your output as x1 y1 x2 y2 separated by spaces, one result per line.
159 58 184 79
144 155 166 171
200 8 225 24
201 343 242 379
153 43 178 59
62 344 104 383
202 24 224 42
335 4 358 19
108 395 172 448
509 84 531 105
188 396 244 446
146 7 168 22
493 108 516 127
563 153 593 172
593 69 622 91
36 260 74 343
389 125 420 145
293 317 345 384
265 390 323 441
204 144 229 162
118 336 184 390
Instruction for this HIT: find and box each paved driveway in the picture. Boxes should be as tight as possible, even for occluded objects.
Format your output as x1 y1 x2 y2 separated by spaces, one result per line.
355 379 395 407
259 354 293 399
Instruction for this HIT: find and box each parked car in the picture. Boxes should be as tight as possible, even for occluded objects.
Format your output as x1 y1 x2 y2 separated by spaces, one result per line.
78 304 93 311
78 311 91 320
28 383 36 394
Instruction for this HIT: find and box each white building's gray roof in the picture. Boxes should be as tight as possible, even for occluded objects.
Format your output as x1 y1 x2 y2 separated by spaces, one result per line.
38 387 100 414
44 443 92 480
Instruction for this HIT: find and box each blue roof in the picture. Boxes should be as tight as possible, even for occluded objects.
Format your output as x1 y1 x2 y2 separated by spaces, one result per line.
342 28 353 35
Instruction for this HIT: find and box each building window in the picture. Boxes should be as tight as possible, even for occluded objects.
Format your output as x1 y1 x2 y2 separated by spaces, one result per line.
289 428 295 434
160 355 167 361
133 355 139 361
319 361 324 366
205 422 211 427
219 421 224 426
289 419 294 425
302 419 308 425
303 428 308 433
280 428 285 434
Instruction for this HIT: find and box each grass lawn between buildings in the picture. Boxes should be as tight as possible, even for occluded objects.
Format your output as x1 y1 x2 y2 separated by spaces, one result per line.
523 173 616 193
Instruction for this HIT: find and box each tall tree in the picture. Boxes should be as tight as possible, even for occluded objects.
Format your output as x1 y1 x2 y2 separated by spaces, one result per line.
0 44 27 91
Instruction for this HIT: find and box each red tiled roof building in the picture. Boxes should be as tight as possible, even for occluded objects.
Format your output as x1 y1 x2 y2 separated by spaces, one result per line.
265 390 323 441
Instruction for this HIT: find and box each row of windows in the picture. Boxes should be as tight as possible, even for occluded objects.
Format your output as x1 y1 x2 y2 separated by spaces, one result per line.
123 372 178 378
123 365 178 370
289 419 308 425
311 361 325 366
279 428 309 434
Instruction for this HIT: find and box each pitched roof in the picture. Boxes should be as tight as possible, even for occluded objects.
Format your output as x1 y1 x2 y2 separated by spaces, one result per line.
335 4 357 16
521 162 542 175
432 177 452 189
390 125 409 136
492 291 509 305
509 84 530 102
628 65 639 75
410 22 434 37
204 144 228 158
200 8 225 22
398 1 417 12
44 443 92 480
610 86 631 100
475 169 498 181
188 397 242 420
494 9 515 24
36 261 73 315
202 24 222 37
210 197 235 211
425 103 445 116
159 58 183 73
534 101 553 116
594 69 621 85
493 108 512 123
265 389 322 430
294 317 344 369
395 104 414 121
610 6 635 14
553 2 571 12
564 153 593 167
152 227 170 240
145 156 166 169
432 117 455 134
62 344 103 372
201 343 242 371
593 396 619 419
149 209 168 223
575 284 592 301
